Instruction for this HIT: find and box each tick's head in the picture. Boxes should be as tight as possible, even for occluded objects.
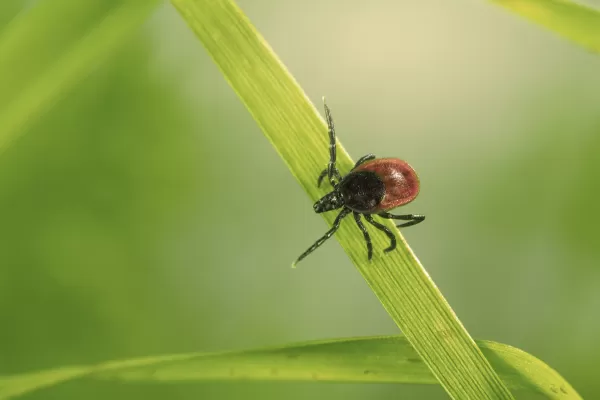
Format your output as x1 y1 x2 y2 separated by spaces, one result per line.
313 191 344 213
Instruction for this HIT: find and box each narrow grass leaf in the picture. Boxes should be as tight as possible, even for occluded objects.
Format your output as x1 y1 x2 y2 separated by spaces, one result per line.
170 0 516 399
492 0 600 53
0 336 580 399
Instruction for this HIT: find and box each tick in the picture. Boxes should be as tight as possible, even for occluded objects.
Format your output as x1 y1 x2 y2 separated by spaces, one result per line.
292 98 425 267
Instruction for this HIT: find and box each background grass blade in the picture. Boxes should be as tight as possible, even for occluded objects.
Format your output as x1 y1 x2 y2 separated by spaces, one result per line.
492 0 600 53
0 336 581 399
0 0 159 153
170 0 515 398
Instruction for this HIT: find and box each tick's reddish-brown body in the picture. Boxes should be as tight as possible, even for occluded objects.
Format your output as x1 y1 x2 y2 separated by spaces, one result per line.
352 158 420 212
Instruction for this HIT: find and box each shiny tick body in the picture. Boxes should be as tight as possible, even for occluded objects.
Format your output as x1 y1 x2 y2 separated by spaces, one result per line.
293 98 425 267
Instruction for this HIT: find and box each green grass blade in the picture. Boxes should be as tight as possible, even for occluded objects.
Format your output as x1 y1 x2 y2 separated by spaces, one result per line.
492 0 600 53
0 0 159 153
170 0 515 399
0 336 580 399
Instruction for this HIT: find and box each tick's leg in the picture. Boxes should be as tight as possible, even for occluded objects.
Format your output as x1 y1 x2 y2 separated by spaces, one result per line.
317 170 328 187
353 154 376 169
364 214 396 253
317 168 342 188
378 212 425 228
292 208 351 267
323 97 338 187
353 212 373 261
317 153 374 187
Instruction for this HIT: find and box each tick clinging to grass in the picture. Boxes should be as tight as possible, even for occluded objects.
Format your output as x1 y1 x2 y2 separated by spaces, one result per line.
292 98 425 267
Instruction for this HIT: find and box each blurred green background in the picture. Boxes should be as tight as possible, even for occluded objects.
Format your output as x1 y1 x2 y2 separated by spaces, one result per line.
1 0 600 399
